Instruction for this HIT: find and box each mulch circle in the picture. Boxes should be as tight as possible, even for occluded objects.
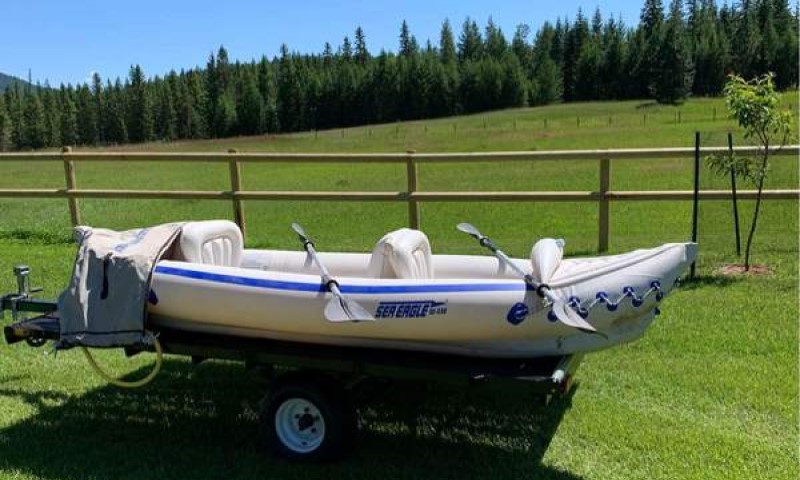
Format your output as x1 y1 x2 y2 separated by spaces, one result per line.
717 264 773 276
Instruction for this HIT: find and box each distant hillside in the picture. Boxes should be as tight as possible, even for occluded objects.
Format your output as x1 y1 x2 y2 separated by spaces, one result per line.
0 72 34 91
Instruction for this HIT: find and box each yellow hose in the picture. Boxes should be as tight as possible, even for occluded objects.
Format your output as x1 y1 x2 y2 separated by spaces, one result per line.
81 332 163 388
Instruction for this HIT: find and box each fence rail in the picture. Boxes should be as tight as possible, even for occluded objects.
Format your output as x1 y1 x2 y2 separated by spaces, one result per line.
0 145 797 252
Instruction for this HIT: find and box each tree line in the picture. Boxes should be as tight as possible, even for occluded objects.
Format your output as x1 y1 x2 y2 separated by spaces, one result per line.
0 0 796 151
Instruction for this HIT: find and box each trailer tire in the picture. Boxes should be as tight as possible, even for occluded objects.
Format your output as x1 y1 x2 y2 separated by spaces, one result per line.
261 374 356 462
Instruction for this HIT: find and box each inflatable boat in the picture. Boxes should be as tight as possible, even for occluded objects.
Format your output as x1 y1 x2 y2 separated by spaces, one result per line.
146 221 697 358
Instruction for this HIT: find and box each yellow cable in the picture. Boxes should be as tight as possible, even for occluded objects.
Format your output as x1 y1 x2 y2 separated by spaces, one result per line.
81 332 163 388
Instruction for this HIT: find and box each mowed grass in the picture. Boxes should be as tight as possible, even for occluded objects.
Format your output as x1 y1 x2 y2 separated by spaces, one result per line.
0 95 797 479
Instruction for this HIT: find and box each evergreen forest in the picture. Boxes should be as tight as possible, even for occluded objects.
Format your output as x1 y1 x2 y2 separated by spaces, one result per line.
0 0 797 151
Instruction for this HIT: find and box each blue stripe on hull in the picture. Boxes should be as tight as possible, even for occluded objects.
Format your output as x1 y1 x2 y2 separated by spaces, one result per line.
154 265 527 295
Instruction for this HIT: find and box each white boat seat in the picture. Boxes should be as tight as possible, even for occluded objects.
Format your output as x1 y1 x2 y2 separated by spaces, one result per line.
367 228 434 279
175 220 243 267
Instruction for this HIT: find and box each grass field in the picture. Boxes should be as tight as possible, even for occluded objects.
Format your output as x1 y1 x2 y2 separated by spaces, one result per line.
0 95 797 479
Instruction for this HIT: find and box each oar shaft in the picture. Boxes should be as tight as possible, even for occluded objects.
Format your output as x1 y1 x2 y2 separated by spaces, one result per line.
303 242 333 282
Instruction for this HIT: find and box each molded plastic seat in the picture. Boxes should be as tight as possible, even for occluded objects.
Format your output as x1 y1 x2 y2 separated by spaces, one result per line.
175 220 243 267
367 228 434 279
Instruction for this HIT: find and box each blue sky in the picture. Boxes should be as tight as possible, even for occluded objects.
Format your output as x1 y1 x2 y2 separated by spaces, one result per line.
2 0 644 86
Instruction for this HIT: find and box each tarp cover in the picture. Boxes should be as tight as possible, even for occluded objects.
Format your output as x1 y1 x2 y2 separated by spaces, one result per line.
57 223 184 349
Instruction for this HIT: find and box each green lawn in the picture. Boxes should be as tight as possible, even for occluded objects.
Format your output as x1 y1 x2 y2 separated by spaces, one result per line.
0 96 797 479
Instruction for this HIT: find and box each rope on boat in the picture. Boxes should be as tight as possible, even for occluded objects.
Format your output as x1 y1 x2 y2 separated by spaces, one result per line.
548 281 665 322
81 331 163 388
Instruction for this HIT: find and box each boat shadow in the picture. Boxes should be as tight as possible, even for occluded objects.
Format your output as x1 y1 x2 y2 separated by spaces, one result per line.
679 274 741 290
0 360 583 480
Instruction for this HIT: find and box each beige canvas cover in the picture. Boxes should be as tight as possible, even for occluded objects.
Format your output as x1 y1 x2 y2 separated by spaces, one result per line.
57 223 184 348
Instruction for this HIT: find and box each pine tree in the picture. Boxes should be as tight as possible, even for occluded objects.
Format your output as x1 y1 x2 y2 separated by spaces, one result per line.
691 1 728 95
439 19 457 65
60 88 78 147
636 0 666 95
354 27 369 65
257 57 279 132
6 85 25 149
653 0 694 103
22 92 46 149
237 69 266 135
511 24 532 66
399 21 418 58
500 53 528 107
484 17 508 58
277 45 305 131
127 65 153 142
341 36 353 61
531 23 563 104
772 0 799 88
0 95 10 151
186 70 209 138
91 72 105 142
76 85 98 145
601 16 628 99
458 18 483 61
732 1 761 79
563 12 590 100
155 80 177 140
105 79 128 144
41 88 61 147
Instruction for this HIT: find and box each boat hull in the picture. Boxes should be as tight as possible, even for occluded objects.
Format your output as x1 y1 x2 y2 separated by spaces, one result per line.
148 243 696 358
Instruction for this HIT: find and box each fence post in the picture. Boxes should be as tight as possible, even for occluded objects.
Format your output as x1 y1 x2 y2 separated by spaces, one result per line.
227 149 246 240
406 150 420 230
62 146 81 226
598 158 611 253
690 132 700 278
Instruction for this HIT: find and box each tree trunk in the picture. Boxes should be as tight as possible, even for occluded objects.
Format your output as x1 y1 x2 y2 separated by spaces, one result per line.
743 151 769 271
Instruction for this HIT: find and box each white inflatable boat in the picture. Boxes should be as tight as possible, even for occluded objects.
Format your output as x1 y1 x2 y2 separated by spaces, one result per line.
146 221 696 358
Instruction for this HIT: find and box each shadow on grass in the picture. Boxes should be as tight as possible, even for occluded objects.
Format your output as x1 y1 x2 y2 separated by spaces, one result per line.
680 274 741 290
0 359 583 480
0 228 72 245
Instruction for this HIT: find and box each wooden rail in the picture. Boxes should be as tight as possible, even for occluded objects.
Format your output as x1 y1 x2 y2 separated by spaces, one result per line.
0 145 797 252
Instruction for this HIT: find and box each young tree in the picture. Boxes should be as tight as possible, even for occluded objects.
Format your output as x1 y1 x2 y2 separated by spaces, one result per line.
708 74 794 271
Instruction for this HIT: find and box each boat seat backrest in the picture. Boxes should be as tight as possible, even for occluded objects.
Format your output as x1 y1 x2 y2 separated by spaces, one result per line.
175 220 243 267
367 228 434 279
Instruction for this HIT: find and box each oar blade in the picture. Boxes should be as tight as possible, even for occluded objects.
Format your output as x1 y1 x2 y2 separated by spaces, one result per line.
291 222 308 240
324 296 376 323
456 222 483 239
551 301 605 336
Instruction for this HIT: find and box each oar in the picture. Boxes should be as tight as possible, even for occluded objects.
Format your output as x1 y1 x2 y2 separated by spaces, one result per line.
456 223 598 334
291 223 375 322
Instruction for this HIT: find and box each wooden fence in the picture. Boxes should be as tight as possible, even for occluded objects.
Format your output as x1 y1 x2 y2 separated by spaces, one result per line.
0 145 797 252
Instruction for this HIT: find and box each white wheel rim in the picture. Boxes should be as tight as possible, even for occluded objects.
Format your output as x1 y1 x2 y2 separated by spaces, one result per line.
275 398 326 454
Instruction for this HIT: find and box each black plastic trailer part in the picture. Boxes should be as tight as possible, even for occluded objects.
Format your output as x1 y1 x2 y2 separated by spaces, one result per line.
2 267 583 462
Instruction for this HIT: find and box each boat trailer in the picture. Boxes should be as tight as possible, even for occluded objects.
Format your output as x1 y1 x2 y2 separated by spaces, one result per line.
2 265 582 462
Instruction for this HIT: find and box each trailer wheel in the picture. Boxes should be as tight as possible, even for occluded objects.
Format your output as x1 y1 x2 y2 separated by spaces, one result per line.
261 374 356 462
